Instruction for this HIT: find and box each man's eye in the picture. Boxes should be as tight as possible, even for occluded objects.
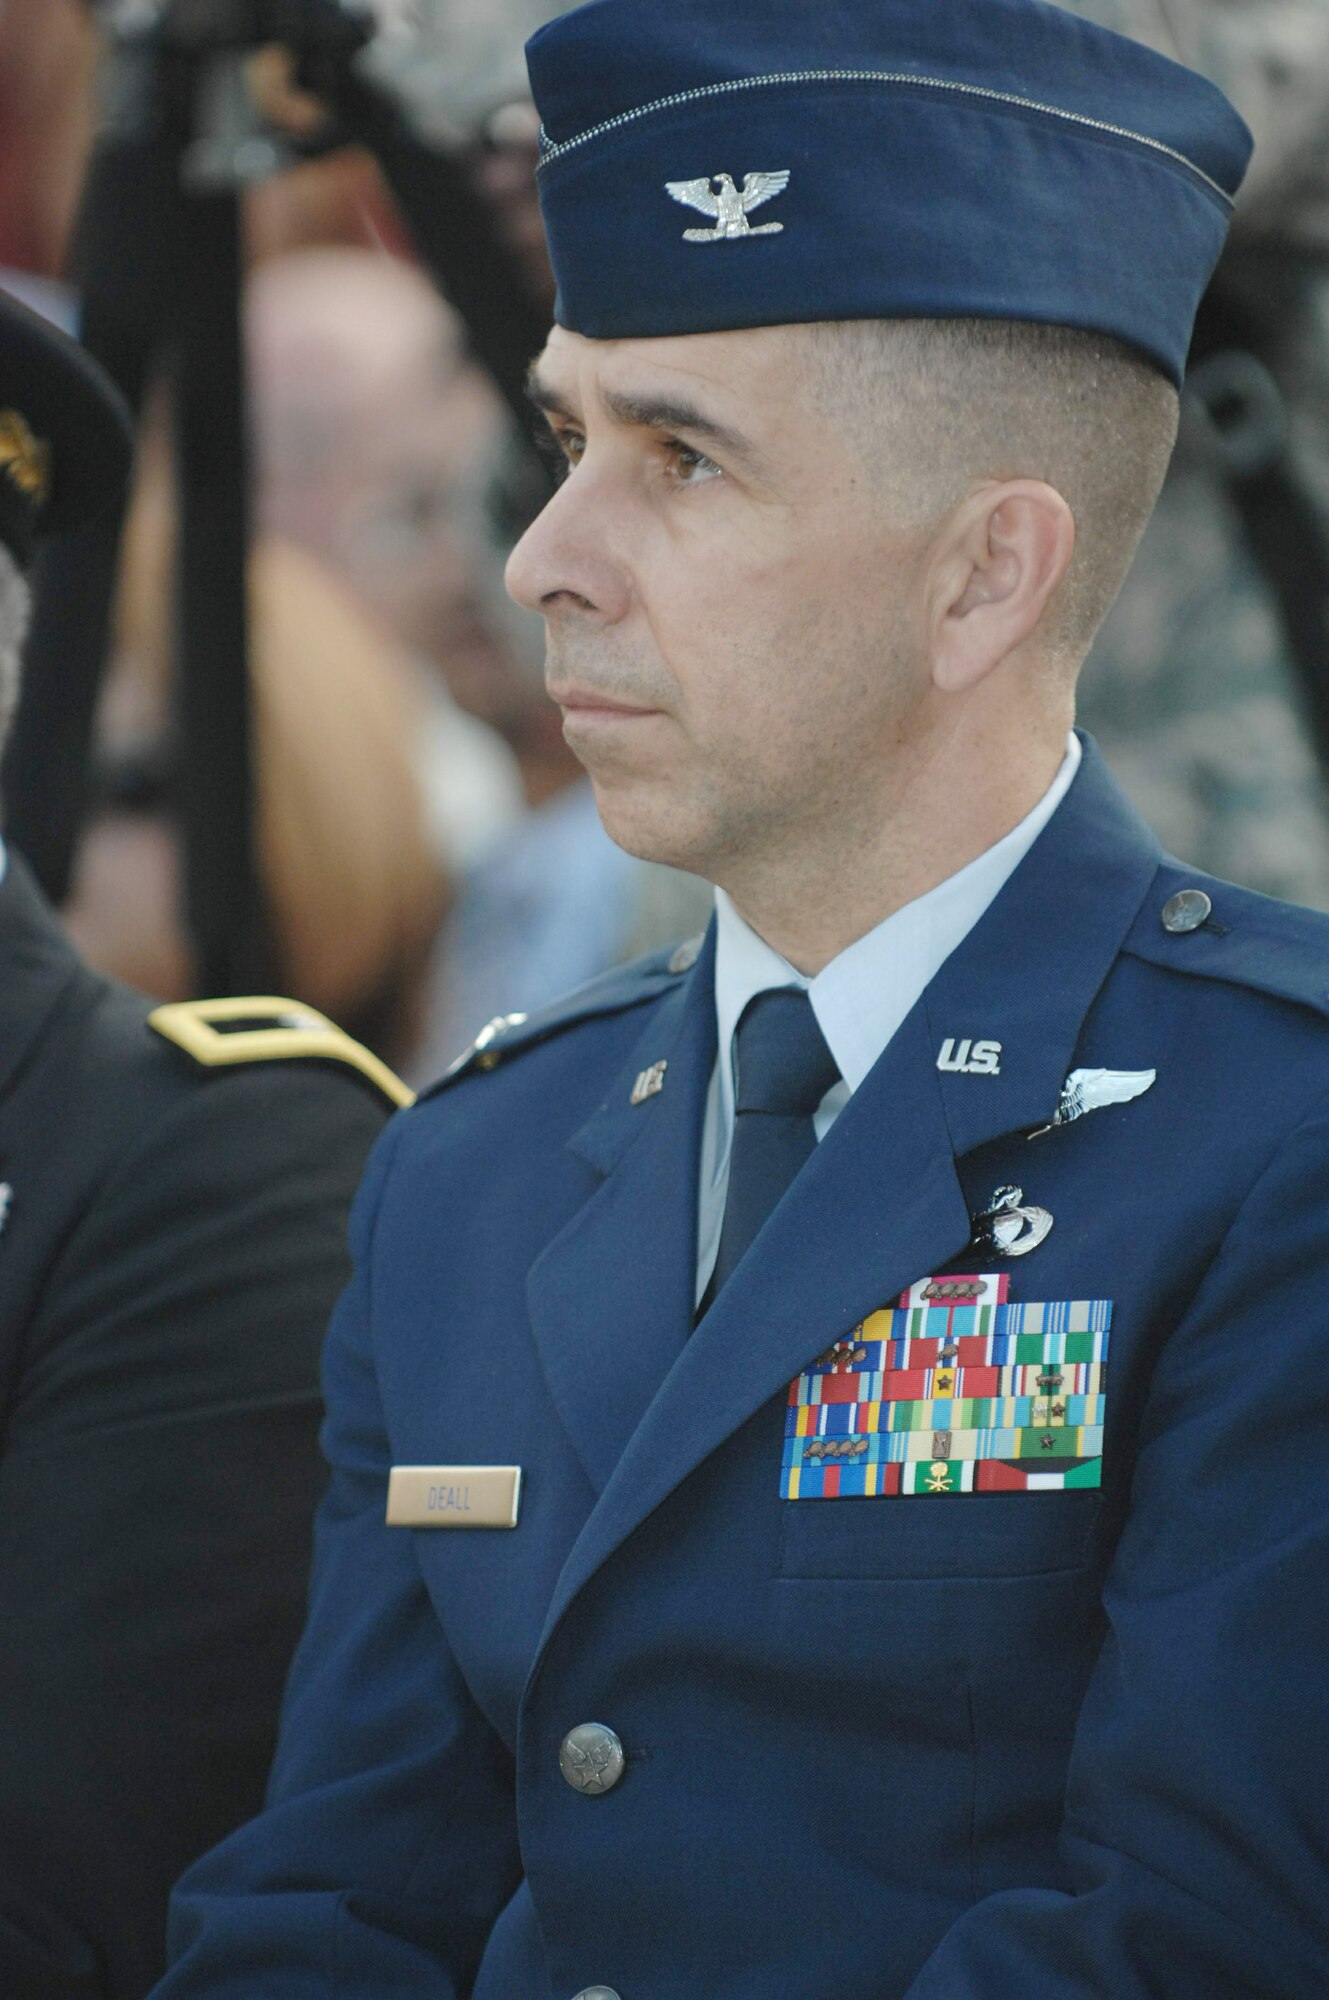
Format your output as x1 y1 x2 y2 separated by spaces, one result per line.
535 427 585 482
671 443 722 485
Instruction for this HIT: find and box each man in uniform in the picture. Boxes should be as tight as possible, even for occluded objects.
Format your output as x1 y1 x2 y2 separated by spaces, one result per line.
157 2 1329 1995
0 290 411 1997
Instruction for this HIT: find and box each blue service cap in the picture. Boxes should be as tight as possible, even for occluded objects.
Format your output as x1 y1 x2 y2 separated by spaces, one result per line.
526 0 1253 385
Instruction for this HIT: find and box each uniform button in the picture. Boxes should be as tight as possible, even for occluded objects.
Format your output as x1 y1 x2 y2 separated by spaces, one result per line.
571 1988 621 1999
1161 888 1212 934
559 1722 625 1795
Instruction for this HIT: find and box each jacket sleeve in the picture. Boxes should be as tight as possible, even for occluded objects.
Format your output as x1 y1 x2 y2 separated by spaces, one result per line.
0 1061 386 2000
904 1098 1329 2000
156 1112 523 1999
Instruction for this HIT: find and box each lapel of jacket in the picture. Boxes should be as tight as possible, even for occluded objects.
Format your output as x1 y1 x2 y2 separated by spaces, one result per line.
526 925 718 1495
0 850 84 1102
535 740 1163 1653
923 736 1164 1160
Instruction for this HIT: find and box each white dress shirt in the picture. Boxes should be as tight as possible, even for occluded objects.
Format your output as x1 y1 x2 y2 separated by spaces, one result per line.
695 733 1081 1302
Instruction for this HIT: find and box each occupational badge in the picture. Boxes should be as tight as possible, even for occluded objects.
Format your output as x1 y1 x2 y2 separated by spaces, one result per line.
781 1272 1111 1498
970 1185 1053 1257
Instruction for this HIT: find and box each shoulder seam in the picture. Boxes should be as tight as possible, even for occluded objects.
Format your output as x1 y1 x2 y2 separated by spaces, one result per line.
422 956 694 1101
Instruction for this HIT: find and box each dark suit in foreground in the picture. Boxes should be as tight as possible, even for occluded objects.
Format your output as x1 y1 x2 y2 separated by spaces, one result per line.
0 853 396 1999
159 741 1329 1998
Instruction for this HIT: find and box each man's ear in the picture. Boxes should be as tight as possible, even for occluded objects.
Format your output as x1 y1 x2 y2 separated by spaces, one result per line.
928 480 1076 695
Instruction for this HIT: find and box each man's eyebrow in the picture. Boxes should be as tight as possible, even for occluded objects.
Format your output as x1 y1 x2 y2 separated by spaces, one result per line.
524 366 760 466
525 366 575 420
600 388 757 463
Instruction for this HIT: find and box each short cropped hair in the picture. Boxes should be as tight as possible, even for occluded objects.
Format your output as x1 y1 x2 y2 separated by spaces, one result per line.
0 544 32 751
804 318 1180 665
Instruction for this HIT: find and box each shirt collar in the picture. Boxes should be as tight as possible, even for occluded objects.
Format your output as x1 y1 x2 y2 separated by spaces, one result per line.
712 731 1081 1116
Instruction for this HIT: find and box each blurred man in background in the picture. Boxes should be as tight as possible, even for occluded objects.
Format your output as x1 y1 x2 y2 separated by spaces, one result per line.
247 247 526 873
248 247 710 1081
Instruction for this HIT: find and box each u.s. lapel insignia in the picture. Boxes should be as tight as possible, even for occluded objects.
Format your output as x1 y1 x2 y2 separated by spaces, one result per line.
936 1037 1002 1076
630 1060 667 1105
970 1185 1053 1258
1029 1066 1156 1138
665 169 791 242
782 1271 1112 1498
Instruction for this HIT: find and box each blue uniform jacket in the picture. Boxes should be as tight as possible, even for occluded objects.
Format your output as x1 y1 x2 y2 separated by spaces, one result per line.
159 739 1329 1998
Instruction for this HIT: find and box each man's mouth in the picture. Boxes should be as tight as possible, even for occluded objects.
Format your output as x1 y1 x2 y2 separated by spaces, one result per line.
548 684 663 718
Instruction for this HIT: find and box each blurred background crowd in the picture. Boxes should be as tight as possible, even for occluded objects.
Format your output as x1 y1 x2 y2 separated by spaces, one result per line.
0 0 1326 1087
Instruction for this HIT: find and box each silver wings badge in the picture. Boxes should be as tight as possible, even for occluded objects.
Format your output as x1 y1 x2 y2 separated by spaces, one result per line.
1030 1066 1156 1138
665 170 791 242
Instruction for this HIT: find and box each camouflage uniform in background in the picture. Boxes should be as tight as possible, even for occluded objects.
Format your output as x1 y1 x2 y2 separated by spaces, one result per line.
363 0 574 142
1063 0 1329 908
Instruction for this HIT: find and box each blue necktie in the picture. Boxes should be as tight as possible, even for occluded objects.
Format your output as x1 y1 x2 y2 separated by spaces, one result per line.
704 986 840 1308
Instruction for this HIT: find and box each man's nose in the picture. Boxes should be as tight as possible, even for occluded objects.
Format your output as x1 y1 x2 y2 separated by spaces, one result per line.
504 469 631 621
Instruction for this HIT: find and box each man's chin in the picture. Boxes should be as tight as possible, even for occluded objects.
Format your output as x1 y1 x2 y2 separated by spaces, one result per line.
584 772 714 880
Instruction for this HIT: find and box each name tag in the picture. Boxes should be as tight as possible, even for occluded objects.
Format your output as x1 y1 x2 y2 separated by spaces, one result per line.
386 1465 522 1529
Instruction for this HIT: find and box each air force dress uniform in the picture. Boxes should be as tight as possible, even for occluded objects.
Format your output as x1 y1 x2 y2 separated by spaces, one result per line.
157 2 1329 1996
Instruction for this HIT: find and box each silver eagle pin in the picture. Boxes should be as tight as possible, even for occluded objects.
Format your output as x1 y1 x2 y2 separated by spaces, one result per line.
665 170 791 242
971 1185 1053 1258
1029 1066 1156 1139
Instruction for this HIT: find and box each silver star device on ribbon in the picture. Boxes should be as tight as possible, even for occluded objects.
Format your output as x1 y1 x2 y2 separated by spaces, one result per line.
665 170 791 242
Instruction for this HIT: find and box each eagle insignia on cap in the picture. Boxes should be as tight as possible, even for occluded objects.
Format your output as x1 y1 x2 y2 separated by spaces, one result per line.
665 170 790 242
0 409 50 508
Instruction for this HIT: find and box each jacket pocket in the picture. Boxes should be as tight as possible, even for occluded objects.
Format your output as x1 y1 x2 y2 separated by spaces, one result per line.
779 1487 1103 1579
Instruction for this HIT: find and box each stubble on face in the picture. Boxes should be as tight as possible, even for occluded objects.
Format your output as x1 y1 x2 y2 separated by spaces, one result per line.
511 323 931 899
